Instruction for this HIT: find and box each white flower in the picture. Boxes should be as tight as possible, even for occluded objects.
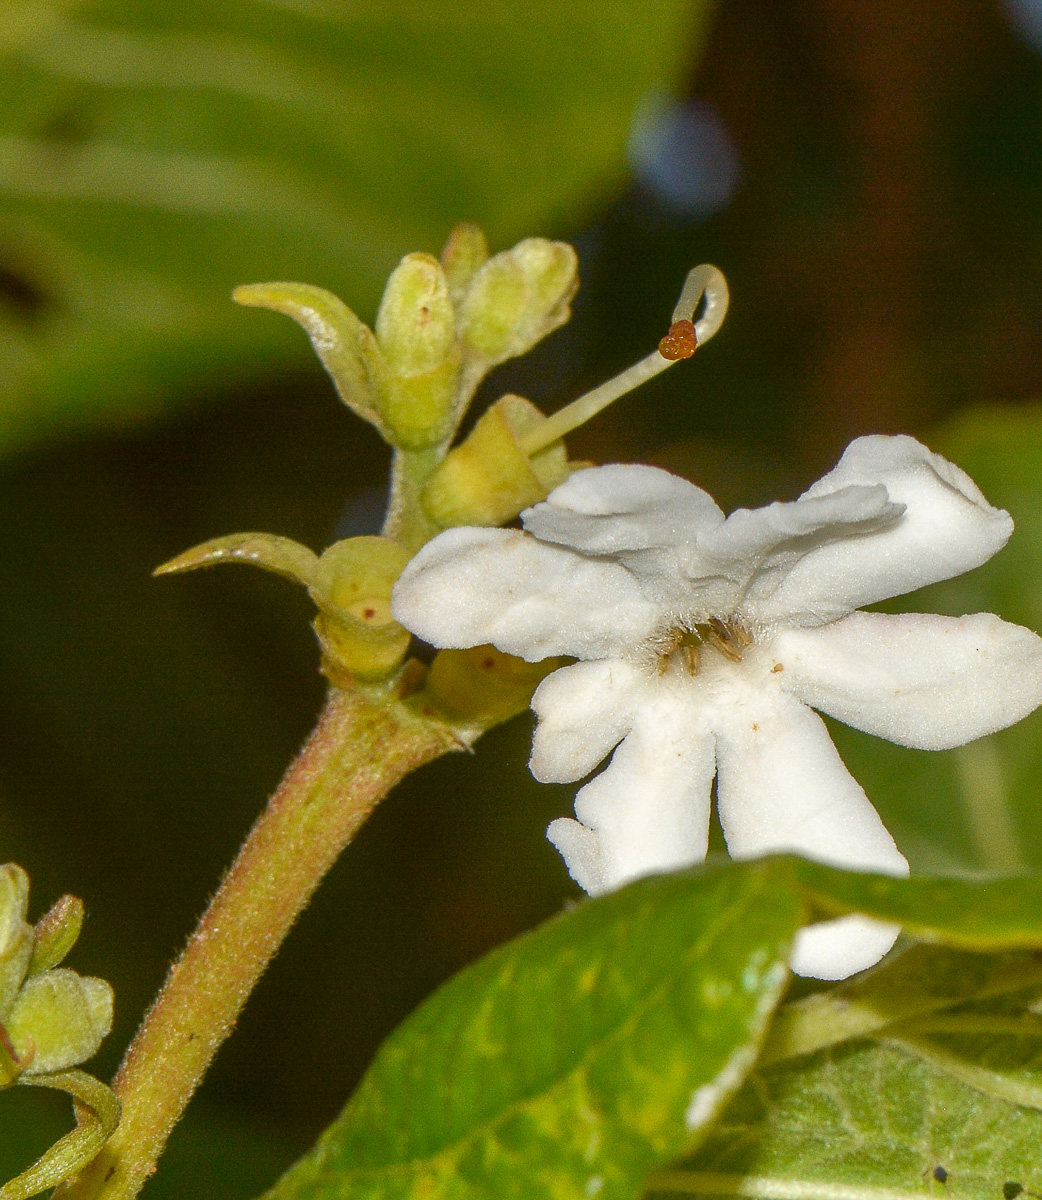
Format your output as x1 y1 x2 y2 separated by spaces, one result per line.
392 435 1042 979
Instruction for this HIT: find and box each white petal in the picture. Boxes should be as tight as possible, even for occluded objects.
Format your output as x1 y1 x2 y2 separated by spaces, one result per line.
530 660 647 783
522 463 724 554
775 611 1042 750
547 689 715 896
789 916 903 981
752 435 1013 625
391 526 662 661
713 681 907 979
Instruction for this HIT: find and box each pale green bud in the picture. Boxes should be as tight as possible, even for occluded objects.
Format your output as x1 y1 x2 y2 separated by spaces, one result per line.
6 968 113 1075
310 537 414 685
440 223 490 307
374 253 460 449
424 645 565 735
0 864 32 1020
29 894 85 976
458 238 577 368
422 394 576 529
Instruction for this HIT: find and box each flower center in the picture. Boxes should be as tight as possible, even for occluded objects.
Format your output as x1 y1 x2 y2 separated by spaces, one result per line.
657 617 753 675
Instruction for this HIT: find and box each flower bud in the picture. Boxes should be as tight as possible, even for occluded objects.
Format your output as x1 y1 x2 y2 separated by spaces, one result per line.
424 645 564 733
6 968 113 1076
0 865 32 1019
374 253 460 450
422 394 576 528
310 537 414 684
458 239 577 368
440 223 489 306
30 894 85 976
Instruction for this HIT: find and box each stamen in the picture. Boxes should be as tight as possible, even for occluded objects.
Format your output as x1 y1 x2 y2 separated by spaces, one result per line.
518 264 730 457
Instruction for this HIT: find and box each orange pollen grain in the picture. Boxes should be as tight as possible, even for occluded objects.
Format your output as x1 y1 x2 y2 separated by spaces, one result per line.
658 318 698 360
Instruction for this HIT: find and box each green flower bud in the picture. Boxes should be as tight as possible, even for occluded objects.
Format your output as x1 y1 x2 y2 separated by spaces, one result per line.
29 894 85 976
422 394 576 529
440 223 490 306
0 865 32 1020
457 238 577 368
374 253 460 450
310 537 414 685
6 968 113 1076
423 645 565 734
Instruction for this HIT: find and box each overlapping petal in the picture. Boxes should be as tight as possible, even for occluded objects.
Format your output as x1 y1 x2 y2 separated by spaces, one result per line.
547 690 715 896
752 435 1013 625
392 526 662 660
530 660 648 783
775 610 1042 750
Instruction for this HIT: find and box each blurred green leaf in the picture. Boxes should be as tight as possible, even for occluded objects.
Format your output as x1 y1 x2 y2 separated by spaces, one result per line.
0 0 710 453
830 404 1042 875
263 861 799 1200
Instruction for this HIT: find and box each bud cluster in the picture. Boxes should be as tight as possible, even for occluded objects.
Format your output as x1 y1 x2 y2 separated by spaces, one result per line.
161 228 725 725
0 864 112 1085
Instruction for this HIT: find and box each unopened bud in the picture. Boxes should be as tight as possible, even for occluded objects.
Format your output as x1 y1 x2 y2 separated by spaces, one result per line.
458 239 577 369
422 395 575 529
374 254 460 448
310 537 414 684
424 645 564 733
0 865 31 1019
440 223 490 306
6 968 113 1076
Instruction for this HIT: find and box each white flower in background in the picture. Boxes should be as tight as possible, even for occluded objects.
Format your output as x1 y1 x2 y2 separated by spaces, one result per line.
392 435 1042 979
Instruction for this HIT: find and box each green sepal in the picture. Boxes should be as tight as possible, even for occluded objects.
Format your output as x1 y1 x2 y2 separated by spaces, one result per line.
309 537 414 685
0 1069 121 1200
6 969 113 1077
232 283 390 435
457 238 577 369
440 224 490 307
417 644 566 740
29 896 84 978
153 533 319 586
421 394 575 528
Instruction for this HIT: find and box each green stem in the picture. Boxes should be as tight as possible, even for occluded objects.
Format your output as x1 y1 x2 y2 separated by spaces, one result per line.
383 445 447 552
57 684 460 1200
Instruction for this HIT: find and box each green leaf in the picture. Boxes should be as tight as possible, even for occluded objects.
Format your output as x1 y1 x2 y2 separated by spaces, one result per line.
0 0 711 455
263 860 799 1200
650 1037 1042 1200
259 857 1042 1200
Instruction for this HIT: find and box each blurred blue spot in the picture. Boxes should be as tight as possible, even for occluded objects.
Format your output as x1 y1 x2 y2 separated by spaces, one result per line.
629 95 742 220
1003 0 1042 53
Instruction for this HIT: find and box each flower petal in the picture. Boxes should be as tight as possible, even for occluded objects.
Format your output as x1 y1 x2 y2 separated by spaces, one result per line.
522 463 724 554
752 435 1013 625
530 659 647 783
391 526 661 660
713 681 907 978
775 611 1042 750
546 689 715 896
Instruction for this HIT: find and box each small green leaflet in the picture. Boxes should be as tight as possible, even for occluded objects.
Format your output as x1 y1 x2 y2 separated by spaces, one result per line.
258 858 1042 1200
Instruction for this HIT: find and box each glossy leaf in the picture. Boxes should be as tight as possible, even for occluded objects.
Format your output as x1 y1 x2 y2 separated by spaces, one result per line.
259 856 1042 1200
263 860 799 1200
0 0 709 455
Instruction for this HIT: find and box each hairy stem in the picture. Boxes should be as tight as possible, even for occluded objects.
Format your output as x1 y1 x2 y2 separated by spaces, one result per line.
58 684 460 1200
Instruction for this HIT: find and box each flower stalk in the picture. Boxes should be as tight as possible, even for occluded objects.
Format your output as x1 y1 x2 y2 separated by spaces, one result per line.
56 685 460 1200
